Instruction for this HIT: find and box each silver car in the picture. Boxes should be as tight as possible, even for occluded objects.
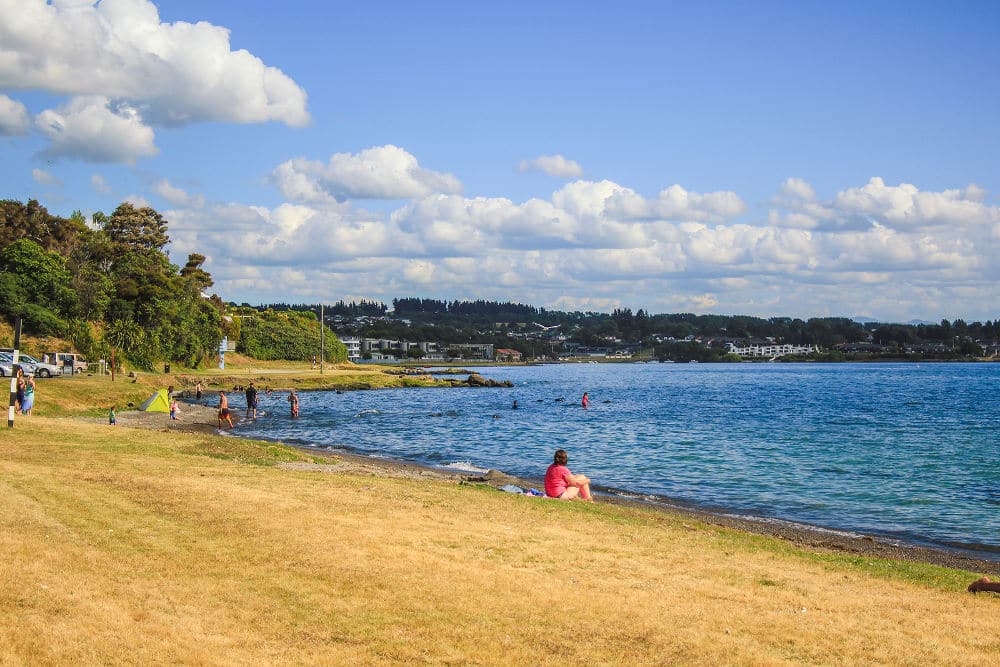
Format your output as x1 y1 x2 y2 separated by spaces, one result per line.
17 353 61 378
0 353 35 377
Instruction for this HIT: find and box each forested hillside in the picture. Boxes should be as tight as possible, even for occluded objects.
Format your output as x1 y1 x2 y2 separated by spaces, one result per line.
0 199 345 369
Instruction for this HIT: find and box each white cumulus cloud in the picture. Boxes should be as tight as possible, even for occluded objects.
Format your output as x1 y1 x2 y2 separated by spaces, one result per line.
31 168 60 186
0 94 30 135
518 154 584 178
154 178 204 208
768 176 1000 232
0 0 309 128
272 145 463 202
35 96 157 163
606 183 747 222
154 161 1000 321
834 177 998 229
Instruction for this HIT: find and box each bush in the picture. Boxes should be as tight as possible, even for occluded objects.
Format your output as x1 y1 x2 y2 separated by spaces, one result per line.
237 310 347 362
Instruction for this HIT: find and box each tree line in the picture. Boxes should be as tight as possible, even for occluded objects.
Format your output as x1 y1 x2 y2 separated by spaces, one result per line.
332 303 998 359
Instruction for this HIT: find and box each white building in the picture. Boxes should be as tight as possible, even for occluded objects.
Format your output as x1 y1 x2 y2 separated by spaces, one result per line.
725 342 819 358
338 336 362 362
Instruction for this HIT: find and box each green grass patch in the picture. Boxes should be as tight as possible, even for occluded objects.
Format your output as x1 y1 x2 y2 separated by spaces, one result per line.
179 437 336 467
707 517 980 591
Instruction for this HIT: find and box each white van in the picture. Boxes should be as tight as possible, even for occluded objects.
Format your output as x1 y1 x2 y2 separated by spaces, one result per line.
43 352 89 373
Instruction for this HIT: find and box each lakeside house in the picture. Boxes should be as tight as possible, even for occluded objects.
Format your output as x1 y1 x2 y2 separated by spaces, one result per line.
494 348 523 362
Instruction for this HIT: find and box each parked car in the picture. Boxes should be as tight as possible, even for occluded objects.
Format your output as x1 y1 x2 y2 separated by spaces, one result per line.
0 352 35 377
18 353 61 378
42 352 88 373
0 350 60 377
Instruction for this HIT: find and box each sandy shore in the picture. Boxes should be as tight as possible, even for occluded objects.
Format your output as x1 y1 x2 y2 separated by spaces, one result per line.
102 404 1000 578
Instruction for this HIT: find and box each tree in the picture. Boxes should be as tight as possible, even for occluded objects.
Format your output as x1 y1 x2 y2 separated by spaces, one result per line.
180 253 213 292
103 203 169 252
105 318 145 378
0 238 75 333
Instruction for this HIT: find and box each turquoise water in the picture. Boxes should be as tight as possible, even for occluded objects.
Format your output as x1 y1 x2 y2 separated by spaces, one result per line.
230 363 1000 560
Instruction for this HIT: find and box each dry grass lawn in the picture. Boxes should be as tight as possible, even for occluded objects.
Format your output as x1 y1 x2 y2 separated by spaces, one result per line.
2 417 999 665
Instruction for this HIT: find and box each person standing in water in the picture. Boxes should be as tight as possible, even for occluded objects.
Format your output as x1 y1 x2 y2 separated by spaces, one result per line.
581 392 589 409
245 382 258 419
288 389 299 417
217 391 234 429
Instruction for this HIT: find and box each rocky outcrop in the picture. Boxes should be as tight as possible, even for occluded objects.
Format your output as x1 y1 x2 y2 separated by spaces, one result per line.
465 373 512 388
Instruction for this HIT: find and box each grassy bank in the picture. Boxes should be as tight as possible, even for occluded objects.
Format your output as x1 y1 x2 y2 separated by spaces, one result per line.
1 416 998 664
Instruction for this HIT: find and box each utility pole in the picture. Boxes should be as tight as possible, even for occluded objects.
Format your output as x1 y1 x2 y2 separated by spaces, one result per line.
7 318 21 427
320 303 325 375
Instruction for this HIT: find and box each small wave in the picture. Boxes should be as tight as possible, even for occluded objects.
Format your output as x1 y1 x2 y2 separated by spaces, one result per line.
613 491 659 502
356 409 380 417
442 460 490 474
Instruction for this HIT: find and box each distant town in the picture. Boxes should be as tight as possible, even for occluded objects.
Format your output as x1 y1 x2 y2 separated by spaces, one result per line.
251 299 1000 364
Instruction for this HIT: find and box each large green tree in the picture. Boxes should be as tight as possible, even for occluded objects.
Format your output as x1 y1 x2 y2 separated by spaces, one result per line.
0 238 76 335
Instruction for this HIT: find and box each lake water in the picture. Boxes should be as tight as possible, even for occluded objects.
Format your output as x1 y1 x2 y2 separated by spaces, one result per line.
230 362 1000 560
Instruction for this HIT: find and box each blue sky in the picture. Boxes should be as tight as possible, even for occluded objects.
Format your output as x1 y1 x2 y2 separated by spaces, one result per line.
2 0 999 321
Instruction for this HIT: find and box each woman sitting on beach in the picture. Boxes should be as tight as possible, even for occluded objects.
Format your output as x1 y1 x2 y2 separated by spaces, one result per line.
544 449 593 501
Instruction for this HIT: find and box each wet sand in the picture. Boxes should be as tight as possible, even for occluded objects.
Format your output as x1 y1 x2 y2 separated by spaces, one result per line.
101 404 1000 579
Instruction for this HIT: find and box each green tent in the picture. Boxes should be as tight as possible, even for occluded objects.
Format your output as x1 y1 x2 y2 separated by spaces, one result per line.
139 388 170 413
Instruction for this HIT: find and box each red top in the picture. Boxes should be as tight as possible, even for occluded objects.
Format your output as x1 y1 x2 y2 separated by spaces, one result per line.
544 464 573 498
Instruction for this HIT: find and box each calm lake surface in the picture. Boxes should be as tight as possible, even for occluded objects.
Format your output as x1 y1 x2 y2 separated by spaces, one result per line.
231 362 1000 560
